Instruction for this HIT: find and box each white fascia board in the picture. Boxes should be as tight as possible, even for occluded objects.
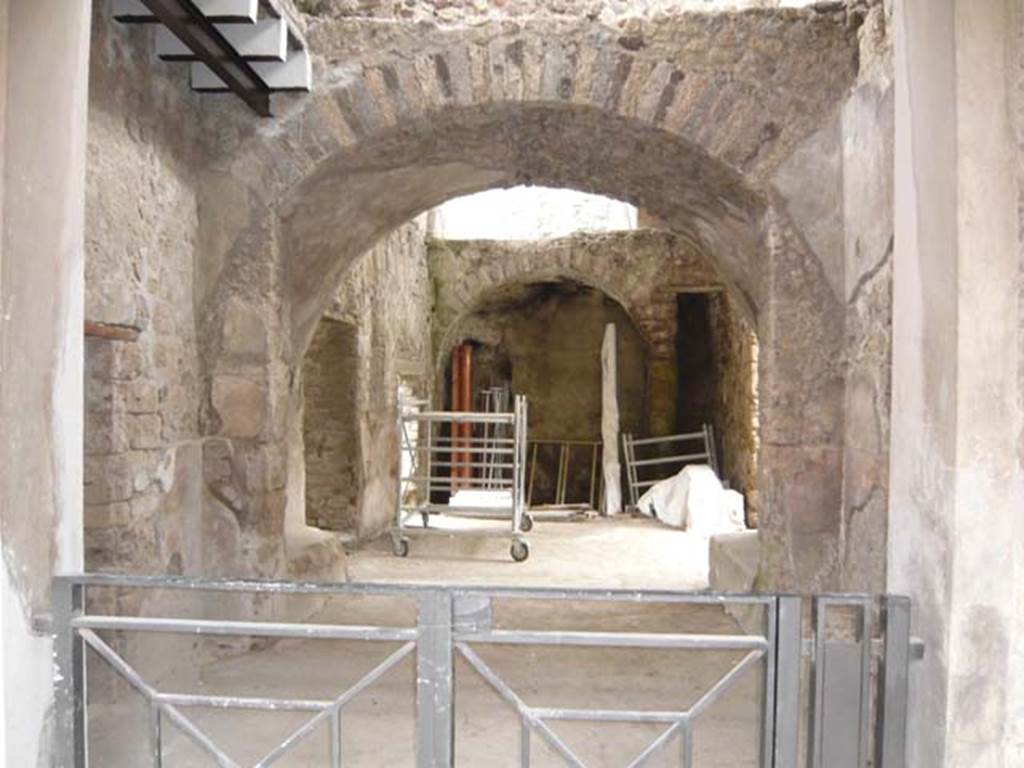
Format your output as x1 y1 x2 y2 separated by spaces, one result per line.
113 0 258 24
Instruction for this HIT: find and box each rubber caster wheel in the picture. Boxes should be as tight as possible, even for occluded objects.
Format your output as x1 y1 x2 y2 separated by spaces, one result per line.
520 514 534 533
392 538 410 558
510 540 530 563
420 512 430 528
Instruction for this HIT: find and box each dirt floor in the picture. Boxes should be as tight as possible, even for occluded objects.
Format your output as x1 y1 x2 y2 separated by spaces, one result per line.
86 518 766 766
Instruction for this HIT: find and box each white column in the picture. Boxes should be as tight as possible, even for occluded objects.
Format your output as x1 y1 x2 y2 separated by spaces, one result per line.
891 1 1024 764
0 0 91 763
601 323 622 515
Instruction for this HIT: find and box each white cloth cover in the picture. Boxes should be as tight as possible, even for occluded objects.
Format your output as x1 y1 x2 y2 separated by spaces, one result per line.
635 465 746 536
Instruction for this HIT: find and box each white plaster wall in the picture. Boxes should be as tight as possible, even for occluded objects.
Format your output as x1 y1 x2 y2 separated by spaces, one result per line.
891 0 1024 764
0 0 8 760
0 0 91 764
427 187 637 241
949 4 1024 763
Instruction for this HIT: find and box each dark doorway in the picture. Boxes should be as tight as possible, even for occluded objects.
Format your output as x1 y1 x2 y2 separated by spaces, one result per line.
675 293 717 433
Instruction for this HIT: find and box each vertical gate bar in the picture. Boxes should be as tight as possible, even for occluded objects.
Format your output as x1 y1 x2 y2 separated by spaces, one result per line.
527 442 538 507
758 599 777 768
857 601 873 767
772 596 802 768
520 717 531 768
426 412 433 502
589 443 598 509
149 702 163 766
417 590 454 768
53 579 87 768
330 708 342 768
875 596 910 768
395 403 406 536
807 597 827 768
679 720 693 768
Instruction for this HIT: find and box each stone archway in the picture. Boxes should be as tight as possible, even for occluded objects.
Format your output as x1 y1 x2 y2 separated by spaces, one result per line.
193 8 864 590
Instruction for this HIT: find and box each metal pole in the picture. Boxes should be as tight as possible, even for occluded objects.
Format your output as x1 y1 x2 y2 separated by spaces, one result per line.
149 702 163 767
876 596 911 768
417 590 454 768
771 596 802 768
53 579 87 768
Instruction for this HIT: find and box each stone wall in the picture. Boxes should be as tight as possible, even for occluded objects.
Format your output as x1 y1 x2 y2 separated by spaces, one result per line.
449 282 649 438
104 0 873 593
84 0 207 580
428 231 758 494
838 3 893 593
302 318 361 530
708 293 759 511
300 218 433 539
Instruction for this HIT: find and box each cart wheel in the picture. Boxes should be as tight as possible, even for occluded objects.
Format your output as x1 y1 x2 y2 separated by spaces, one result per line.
510 540 530 563
520 514 534 533
393 538 410 558
420 511 430 528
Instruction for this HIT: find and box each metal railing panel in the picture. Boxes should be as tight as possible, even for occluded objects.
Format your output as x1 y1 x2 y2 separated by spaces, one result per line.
51 575 917 768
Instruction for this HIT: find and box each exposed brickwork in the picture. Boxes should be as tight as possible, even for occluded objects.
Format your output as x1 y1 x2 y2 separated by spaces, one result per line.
302 318 361 531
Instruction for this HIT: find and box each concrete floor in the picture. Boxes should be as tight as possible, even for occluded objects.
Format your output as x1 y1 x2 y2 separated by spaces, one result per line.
88 519 765 766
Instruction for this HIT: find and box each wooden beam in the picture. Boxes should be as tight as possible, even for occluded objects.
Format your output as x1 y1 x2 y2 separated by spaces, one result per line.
84 321 140 342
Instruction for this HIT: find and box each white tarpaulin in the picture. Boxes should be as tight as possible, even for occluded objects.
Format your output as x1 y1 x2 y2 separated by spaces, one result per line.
635 465 746 536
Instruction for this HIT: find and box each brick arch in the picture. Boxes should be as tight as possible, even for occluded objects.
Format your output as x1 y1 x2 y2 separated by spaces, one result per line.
197 12 858 590
429 231 724 373
434 268 655 379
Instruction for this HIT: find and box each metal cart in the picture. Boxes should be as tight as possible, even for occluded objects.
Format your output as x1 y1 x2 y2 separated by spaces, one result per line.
391 393 532 562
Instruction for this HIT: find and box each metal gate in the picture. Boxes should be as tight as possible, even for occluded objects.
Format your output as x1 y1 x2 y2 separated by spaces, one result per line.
52 575 915 767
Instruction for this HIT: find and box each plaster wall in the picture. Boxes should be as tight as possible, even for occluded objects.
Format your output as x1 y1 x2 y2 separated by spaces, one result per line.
839 5 894 594
890 0 1024 763
0 1 91 763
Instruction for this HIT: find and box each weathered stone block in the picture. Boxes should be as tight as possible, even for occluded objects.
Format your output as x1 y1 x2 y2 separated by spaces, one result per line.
84 453 136 504
211 375 266 438
85 410 129 455
84 502 132 529
127 413 163 450
123 379 159 414
222 298 269 362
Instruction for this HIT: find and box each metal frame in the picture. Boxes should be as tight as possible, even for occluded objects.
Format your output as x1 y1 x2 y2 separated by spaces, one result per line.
391 394 531 561
622 424 719 508
526 439 604 510
52 573 917 768
133 0 272 115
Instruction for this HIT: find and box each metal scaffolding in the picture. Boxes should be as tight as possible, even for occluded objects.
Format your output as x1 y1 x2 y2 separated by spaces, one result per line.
392 392 532 562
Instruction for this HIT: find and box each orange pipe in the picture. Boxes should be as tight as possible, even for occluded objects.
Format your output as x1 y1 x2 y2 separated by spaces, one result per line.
451 345 474 488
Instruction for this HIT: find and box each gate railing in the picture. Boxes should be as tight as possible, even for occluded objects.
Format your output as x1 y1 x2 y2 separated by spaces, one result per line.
52 574 916 768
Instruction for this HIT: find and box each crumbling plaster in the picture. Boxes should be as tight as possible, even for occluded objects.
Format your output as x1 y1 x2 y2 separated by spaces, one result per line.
1 0 91 763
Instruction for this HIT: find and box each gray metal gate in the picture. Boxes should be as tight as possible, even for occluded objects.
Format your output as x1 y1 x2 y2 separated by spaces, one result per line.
52 575 915 767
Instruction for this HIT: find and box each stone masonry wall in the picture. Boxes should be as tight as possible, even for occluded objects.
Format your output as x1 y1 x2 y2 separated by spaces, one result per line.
428 230 757 495
301 217 433 539
104 0 876 593
85 0 207 580
302 318 361 531
709 293 759 512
